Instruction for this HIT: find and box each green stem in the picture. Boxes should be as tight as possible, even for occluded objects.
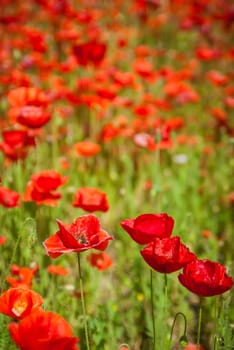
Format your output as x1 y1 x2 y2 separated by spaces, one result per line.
163 274 168 349
150 269 156 349
213 296 218 350
169 312 187 344
77 253 90 350
196 304 202 350
213 336 217 350
164 274 168 315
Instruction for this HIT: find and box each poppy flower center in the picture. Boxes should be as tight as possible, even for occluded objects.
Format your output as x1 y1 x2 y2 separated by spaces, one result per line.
76 231 88 245
12 301 27 317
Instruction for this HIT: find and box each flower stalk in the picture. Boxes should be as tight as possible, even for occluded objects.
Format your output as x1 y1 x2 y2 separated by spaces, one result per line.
170 312 188 346
150 269 156 349
77 252 90 350
196 305 202 350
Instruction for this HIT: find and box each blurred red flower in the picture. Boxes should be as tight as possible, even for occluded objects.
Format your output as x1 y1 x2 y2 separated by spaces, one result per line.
74 141 101 157
7 87 51 129
121 213 174 244
133 133 157 151
0 288 43 320
8 87 48 108
0 186 20 208
47 265 69 276
73 41 106 66
73 187 109 212
133 59 154 79
0 236 7 246
196 47 220 61
43 214 113 258
9 309 79 350
0 129 36 161
99 123 120 143
87 252 113 271
178 259 234 297
23 170 67 206
141 236 196 273
16 105 51 129
206 70 228 86
6 264 39 289
184 344 204 350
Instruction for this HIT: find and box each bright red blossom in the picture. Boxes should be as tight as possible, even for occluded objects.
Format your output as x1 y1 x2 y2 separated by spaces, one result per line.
184 344 204 350
0 288 43 320
47 265 69 276
0 187 20 208
7 87 51 129
73 187 109 212
0 129 35 161
43 214 113 258
9 309 79 350
17 105 51 129
0 236 7 246
121 213 174 244
141 236 196 273
72 41 106 66
6 264 39 289
178 259 234 297
87 252 113 271
23 170 67 206
74 141 101 157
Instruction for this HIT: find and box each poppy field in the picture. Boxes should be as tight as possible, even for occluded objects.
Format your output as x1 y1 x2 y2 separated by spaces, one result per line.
0 1 234 349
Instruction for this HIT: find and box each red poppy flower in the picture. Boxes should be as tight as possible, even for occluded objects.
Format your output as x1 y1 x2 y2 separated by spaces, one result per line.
0 288 43 320
43 214 113 258
0 129 36 161
21 26 47 53
73 41 106 66
7 87 51 129
31 171 67 193
225 96 234 109
133 59 154 79
47 265 69 276
6 264 39 289
23 170 67 206
206 70 228 86
74 141 101 157
196 47 220 61
16 105 51 129
184 344 204 350
0 236 7 246
8 87 48 108
0 187 20 208
87 252 113 271
178 259 234 297
121 213 174 244
99 123 120 143
133 133 157 151
141 236 196 273
73 187 109 212
9 309 79 350
111 70 134 87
